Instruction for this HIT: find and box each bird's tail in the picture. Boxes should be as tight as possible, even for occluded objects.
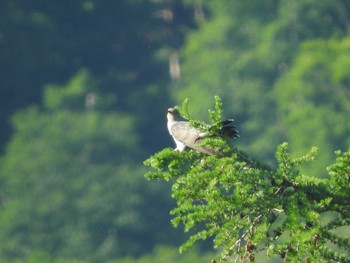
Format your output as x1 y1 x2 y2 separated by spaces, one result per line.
210 119 239 138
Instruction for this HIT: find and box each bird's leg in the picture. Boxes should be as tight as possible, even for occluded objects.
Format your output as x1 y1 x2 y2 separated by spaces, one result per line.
175 141 186 152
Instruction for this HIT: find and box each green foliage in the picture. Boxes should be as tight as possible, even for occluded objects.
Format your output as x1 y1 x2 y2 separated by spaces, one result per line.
109 246 214 263
327 150 350 211
209 95 224 124
2 1 350 262
0 72 179 262
173 0 350 174
275 36 350 177
177 98 191 120
144 98 350 262
44 69 93 110
0 0 187 151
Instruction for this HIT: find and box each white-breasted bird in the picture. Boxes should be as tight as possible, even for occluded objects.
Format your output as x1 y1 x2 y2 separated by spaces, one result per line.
167 108 238 155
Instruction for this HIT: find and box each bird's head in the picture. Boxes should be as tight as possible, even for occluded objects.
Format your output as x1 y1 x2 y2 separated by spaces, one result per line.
167 107 181 121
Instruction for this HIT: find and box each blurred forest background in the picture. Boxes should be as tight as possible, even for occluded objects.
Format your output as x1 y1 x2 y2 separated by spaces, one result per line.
0 0 350 262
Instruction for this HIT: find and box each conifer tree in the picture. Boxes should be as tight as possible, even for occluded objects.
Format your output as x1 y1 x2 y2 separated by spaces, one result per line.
144 97 350 262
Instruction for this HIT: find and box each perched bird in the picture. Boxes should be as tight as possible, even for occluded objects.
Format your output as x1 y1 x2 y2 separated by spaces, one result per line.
167 108 239 155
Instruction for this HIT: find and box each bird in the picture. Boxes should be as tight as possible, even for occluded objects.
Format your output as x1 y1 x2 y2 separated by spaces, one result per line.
167 108 239 155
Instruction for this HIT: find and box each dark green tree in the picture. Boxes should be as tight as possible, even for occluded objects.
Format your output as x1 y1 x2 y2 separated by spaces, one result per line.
0 71 181 262
0 0 194 153
275 36 350 177
172 0 350 171
144 97 350 262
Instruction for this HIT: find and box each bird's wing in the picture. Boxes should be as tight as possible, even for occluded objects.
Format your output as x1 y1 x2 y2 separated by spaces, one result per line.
170 121 222 155
170 121 201 147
